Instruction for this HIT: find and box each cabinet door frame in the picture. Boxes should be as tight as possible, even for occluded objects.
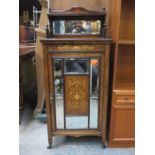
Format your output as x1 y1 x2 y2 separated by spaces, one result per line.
48 52 104 132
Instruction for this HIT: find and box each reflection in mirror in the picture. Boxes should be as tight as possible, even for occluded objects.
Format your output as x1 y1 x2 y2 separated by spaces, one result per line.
90 59 99 94
53 59 64 129
66 116 88 129
64 58 89 74
54 59 63 94
53 20 101 35
89 59 99 128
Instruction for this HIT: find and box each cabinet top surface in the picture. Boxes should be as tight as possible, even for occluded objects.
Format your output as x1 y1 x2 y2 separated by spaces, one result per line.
40 38 112 44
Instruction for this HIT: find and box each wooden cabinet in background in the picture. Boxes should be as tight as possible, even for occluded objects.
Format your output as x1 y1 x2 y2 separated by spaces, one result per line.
19 43 36 123
108 0 135 147
109 90 135 147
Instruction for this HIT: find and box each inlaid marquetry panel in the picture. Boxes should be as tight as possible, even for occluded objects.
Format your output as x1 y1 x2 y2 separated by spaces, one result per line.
47 44 105 52
65 76 89 115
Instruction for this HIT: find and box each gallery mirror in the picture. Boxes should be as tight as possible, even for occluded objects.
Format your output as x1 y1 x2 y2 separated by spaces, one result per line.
52 20 101 35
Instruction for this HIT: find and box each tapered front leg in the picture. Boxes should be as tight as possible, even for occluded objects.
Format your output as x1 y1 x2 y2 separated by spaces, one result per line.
47 136 53 149
102 142 106 148
101 134 106 148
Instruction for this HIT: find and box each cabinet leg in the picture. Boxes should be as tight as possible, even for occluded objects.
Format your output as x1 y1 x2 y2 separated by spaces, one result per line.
101 136 106 148
47 143 52 149
102 143 106 148
47 137 53 149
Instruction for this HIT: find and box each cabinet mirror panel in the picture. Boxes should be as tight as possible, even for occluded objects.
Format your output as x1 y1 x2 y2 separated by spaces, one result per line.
66 116 88 129
53 20 101 35
53 59 64 129
90 59 99 94
64 58 89 74
89 59 99 128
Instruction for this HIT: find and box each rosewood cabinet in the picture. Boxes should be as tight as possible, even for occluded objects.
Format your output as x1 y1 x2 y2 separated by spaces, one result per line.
41 7 112 148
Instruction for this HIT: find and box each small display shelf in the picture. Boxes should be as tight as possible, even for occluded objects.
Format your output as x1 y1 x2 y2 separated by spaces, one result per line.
115 44 135 90
46 6 107 38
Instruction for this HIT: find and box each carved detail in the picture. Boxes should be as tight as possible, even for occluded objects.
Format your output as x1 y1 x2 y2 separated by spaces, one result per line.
48 6 106 15
57 45 95 51
65 6 93 13
47 44 105 52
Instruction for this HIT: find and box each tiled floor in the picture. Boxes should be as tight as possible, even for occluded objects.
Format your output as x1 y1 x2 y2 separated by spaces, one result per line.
19 104 135 155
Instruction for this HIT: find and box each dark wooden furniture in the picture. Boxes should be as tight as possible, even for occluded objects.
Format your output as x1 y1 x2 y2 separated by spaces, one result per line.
108 0 135 147
19 43 35 123
41 6 112 148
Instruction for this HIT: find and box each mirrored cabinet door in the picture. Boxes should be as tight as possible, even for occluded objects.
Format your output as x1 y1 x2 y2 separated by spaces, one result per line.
52 57 101 130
